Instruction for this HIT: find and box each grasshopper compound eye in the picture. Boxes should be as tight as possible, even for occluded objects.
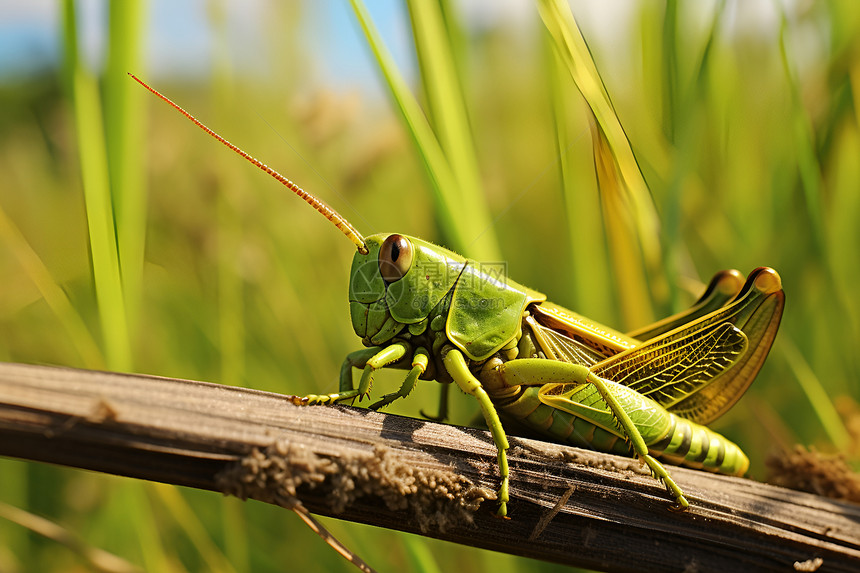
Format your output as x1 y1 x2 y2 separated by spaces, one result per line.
379 234 413 283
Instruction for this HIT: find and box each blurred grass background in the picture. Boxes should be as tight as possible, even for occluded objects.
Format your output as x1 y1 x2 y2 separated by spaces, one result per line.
1 0 859 571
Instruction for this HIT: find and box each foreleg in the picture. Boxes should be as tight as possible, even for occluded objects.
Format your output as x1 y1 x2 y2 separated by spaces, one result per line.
293 343 409 405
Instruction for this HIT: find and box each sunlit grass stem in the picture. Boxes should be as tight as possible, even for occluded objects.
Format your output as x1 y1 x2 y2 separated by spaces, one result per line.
62 0 131 371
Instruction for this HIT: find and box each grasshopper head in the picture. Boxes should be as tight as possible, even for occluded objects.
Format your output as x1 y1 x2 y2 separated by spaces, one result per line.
349 233 465 346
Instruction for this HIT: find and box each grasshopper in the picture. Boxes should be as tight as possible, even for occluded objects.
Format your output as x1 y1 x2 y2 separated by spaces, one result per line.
133 75 785 518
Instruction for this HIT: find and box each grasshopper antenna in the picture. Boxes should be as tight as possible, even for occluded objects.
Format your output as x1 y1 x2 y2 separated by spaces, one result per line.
129 73 368 255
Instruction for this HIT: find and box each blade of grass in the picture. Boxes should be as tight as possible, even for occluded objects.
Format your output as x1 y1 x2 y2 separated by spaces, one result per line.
779 7 860 393
349 0 500 261
206 8 251 568
589 124 655 326
149 484 236 573
62 0 131 371
210 0 246 390
655 0 681 310
659 2 723 312
0 205 105 368
406 0 491 256
661 0 679 144
121 483 175 573
778 14 826 256
824 111 860 386
0 461 29 567
781 340 851 451
436 0 468 100
105 0 147 335
536 0 664 327
0 501 142 573
543 31 614 322
402 535 442 573
220 499 249 573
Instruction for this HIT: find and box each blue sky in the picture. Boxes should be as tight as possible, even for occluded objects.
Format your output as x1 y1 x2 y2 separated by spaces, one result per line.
0 1 647 86
0 0 420 89
0 1 544 88
0 1 792 94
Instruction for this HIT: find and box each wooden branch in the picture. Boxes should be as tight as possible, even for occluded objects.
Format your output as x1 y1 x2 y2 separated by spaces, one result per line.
0 362 857 572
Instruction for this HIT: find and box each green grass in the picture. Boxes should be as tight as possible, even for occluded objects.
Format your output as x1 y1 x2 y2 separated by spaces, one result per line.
350 0 501 261
1 1 859 571
62 0 130 372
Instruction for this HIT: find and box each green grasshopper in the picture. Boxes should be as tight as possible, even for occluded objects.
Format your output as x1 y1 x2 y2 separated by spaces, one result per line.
133 75 785 518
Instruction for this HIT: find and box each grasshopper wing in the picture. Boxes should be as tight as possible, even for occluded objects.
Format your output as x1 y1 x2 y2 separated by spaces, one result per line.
588 268 783 425
533 319 747 427
665 268 784 424
527 269 747 367
626 269 745 341
588 321 748 408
